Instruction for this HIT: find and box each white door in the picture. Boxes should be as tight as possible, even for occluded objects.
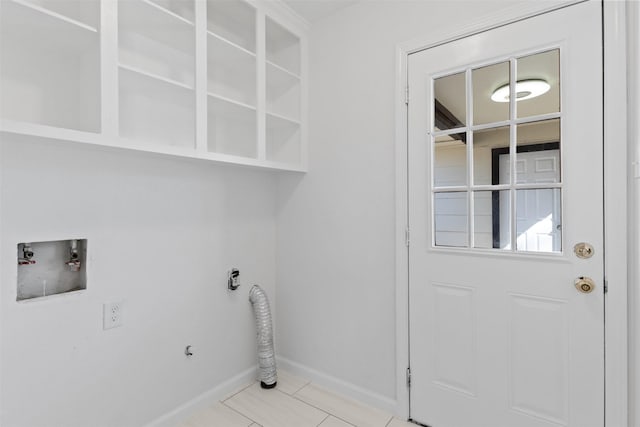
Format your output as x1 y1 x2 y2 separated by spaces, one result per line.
408 2 604 427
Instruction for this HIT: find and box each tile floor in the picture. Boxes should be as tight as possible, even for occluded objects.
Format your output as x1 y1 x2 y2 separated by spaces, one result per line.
178 370 415 427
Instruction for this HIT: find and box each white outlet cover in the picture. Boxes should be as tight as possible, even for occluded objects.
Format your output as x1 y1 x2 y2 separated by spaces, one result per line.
103 300 124 330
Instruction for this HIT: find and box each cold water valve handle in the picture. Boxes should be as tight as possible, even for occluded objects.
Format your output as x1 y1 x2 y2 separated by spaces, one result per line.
228 268 240 291
18 243 36 265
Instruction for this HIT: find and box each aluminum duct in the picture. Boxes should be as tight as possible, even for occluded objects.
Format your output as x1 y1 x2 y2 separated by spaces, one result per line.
249 285 277 388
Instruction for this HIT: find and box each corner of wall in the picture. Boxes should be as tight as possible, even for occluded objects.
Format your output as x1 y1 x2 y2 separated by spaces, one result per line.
144 366 257 427
276 356 398 416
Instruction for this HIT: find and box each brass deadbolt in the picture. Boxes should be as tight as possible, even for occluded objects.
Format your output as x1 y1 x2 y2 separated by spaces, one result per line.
574 242 594 259
574 276 596 294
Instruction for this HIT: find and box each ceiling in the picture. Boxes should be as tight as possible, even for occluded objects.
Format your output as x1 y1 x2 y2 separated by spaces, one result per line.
281 0 359 23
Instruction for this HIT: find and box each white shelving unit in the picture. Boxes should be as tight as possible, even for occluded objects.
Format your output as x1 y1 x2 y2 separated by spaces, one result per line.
0 0 307 172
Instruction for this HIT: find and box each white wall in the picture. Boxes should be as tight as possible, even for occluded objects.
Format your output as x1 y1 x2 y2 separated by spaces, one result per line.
0 135 277 426
275 0 537 405
628 1 640 425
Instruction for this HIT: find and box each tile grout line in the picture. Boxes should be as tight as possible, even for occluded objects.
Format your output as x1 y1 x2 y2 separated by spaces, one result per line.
225 382 331 427
291 387 359 427
316 413 331 426
293 383 393 427
221 396 260 426
288 379 312 396
221 380 258 403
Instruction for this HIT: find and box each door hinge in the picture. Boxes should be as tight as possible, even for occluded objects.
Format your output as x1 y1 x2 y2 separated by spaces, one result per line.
405 85 409 105
405 227 410 247
604 278 608 294
406 367 412 388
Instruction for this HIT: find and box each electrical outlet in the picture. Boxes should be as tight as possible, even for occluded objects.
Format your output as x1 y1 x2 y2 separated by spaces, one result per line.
103 300 124 330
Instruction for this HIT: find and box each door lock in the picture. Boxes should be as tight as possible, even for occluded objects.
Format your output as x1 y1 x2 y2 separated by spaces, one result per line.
573 242 594 259
574 276 596 294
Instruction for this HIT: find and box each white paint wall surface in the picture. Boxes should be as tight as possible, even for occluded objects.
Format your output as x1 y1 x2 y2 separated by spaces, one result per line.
0 136 277 426
628 1 640 425
275 0 536 403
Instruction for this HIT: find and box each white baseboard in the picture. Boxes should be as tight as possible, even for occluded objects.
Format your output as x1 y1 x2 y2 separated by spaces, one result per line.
276 356 398 415
145 366 257 427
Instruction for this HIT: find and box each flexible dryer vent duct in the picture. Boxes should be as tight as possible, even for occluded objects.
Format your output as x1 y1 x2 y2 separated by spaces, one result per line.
249 285 277 389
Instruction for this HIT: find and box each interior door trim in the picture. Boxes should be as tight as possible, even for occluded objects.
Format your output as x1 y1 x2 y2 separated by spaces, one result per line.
393 1 629 425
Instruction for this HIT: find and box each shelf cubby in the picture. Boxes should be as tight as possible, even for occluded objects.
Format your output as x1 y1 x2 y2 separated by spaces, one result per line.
207 32 257 107
266 16 300 75
119 66 195 149
207 0 256 53
266 61 300 122
118 0 195 87
266 113 300 165
0 0 100 132
207 94 257 158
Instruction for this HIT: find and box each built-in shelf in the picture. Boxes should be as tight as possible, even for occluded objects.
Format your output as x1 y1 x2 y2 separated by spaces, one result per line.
207 31 257 107
208 95 257 158
267 113 301 165
119 65 195 149
266 16 300 76
267 111 300 127
119 63 195 91
119 0 195 88
146 0 195 24
207 0 256 53
208 92 256 113
119 0 195 148
267 61 300 122
9 0 99 32
0 0 100 132
0 0 306 172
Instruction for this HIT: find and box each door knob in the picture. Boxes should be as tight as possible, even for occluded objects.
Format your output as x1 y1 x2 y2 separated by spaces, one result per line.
574 276 595 293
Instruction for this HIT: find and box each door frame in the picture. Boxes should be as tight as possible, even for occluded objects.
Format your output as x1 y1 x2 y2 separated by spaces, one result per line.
393 1 629 425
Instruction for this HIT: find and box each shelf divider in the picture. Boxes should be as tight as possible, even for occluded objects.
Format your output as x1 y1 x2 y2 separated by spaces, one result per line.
141 0 194 26
208 92 256 112
101 0 118 137
266 59 300 80
11 0 98 33
257 9 267 161
118 63 194 91
195 0 207 153
207 30 256 58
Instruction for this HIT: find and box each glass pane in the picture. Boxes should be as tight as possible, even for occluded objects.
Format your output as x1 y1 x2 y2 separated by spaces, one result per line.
473 125 510 185
474 191 511 250
516 119 560 184
516 189 562 253
434 133 467 187
517 49 560 119
434 72 466 130
474 61 509 125
434 192 468 248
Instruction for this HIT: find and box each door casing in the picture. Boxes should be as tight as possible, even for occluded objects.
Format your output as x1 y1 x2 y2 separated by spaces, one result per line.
393 1 629 425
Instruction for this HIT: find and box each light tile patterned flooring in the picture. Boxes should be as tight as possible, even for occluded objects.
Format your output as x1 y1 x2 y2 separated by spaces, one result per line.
178 371 415 427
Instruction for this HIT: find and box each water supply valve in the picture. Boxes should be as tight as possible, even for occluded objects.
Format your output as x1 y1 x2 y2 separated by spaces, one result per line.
18 243 36 265
65 240 81 272
228 268 240 291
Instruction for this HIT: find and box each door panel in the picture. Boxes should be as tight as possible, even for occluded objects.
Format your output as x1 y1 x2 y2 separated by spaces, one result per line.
408 2 603 427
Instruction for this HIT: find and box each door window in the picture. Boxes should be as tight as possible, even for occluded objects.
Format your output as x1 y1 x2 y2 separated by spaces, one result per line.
432 49 562 253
